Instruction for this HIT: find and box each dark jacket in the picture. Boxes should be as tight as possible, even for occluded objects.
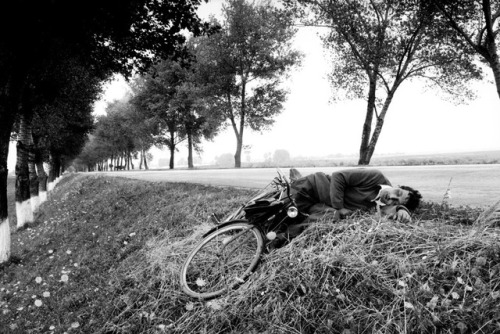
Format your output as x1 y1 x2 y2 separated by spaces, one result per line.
291 169 391 212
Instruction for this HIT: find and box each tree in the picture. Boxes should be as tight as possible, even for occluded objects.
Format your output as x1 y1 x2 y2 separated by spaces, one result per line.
288 0 482 165
134 53 223 169
430 0 500 100
273 149 291 165
0 0 209 263
195 0 303 168
168 44 223 169
133 59 188 169
215 153 235 167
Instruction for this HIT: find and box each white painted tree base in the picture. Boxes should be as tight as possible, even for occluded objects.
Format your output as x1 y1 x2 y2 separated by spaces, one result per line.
31 195 40 213
48 176 62 193
39 191 47 204
16 199 34 228
0 218 11 263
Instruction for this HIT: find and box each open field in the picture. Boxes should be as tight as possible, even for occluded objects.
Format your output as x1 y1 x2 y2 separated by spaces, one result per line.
1 174 499 333
100 164 500 208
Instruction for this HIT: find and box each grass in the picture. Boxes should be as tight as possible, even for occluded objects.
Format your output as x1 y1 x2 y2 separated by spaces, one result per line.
0 174 499 333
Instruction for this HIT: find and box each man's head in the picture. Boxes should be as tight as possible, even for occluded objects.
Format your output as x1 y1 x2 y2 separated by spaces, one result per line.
377 185 422 211
399 185 422 211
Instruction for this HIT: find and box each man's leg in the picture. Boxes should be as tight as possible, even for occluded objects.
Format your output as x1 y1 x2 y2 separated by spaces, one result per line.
306 203 339 222
285 203 339 239
289 168 302 182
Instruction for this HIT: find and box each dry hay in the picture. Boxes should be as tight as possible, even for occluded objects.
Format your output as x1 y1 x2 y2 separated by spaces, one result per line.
165 216 500 334
98 208 500 334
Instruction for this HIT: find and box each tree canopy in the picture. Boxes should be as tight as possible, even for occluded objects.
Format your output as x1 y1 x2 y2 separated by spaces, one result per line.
429 0 500 100
0 0 210 263
287 0 482 164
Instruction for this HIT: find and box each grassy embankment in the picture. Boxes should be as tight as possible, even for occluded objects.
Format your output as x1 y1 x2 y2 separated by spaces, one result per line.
1 174 499 333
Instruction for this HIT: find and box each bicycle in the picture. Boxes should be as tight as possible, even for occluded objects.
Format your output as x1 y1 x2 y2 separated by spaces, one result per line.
179 169 307 299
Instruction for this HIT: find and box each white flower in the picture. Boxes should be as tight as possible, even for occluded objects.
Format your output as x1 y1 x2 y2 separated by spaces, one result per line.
70 322 80 328
206 301 222 310
404 301 414 309
185 302 194 311
49 326 55 330
196 278 206 287
60 274 69 283
34 299 43 307
43 291 51 298
35 277 42 284
48 250 53 254
66 250 72 255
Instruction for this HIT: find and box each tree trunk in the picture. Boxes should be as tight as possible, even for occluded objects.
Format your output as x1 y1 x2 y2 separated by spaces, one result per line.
0 119 12 263
235 81 247 168
486 45 500 100
234 135 243 168
28 135 39 213
33 135 48 204
169 128 175 169
169 145 175 169
358 75 377 165
360 88 398 165
129 151 134 170
47 152 60 191
482 0 500 100
144 150 149 170
187 131 194 169
15 113 34 228
36 158 48 204
139 149 143 170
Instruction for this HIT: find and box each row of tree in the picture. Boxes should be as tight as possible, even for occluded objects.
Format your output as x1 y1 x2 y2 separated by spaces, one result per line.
76 0 303 172
0 0 212 264
79 0 500 172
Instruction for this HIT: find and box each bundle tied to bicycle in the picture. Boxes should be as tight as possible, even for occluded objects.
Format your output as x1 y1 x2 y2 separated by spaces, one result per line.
179 169 308 299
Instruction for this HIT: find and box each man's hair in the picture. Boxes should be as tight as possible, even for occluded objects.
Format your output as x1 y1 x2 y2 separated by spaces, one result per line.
400 185 422 212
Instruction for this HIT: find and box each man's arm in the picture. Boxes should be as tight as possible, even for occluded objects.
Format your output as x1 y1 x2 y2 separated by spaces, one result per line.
383 205 412 223
329 171 348 210
329 169 391 209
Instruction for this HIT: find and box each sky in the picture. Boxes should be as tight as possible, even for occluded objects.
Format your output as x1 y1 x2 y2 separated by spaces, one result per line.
8 0 500 170
168 0 500 164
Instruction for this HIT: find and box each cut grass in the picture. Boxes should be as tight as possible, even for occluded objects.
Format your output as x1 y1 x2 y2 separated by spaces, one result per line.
0 174 499 333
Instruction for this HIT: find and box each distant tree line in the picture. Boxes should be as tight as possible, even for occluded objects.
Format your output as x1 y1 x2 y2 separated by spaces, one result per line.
75 0 303 171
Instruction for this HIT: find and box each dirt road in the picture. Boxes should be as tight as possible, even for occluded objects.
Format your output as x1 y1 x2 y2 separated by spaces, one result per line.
96 164 500 208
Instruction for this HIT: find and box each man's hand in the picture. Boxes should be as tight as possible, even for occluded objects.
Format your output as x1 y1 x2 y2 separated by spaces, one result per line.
394 209 411 223
338 208 353 218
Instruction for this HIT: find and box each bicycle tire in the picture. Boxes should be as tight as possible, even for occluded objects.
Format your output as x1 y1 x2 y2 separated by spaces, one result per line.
180 220 264 299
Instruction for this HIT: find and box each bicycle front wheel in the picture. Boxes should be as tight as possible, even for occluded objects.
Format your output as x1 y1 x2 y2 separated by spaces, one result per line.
180 221 264 299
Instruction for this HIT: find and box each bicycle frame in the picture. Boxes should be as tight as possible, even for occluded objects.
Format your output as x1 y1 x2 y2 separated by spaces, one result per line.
203 169 305 240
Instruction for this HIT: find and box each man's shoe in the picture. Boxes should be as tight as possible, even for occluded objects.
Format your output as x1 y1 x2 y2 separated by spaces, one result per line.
289 168 302 182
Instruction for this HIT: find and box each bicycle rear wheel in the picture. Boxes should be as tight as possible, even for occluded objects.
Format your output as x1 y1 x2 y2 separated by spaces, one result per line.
180 220 264 299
